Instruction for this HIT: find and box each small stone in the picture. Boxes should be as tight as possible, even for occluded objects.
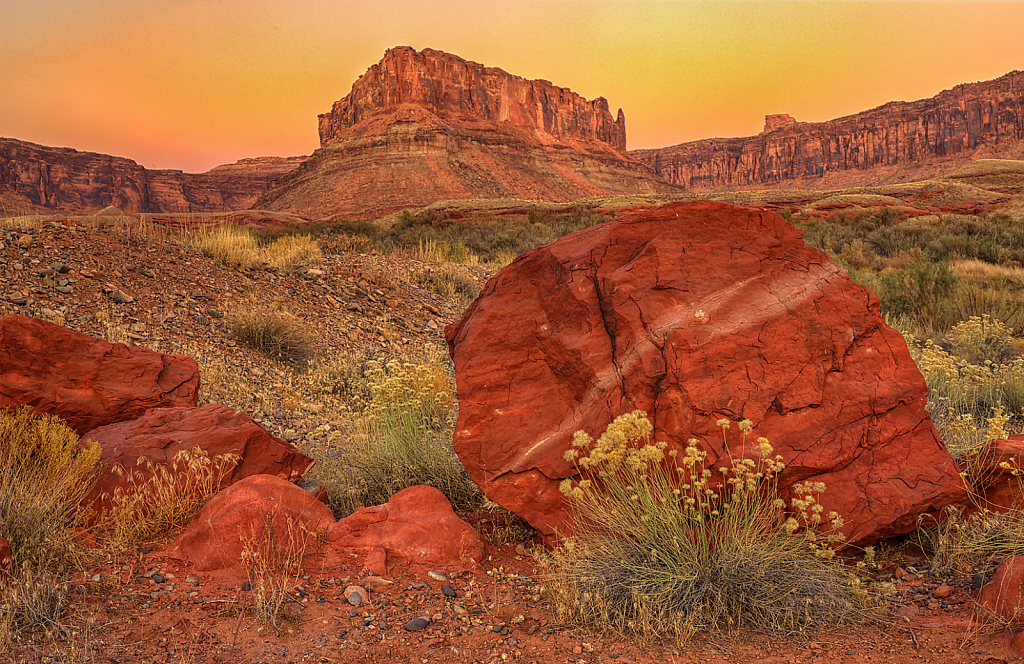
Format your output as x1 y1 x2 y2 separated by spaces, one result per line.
344 585 368 607
927 601 939 610
894 566 906 580
491 625 504 633
404 617 429 632
573 646 583 655
56 286 72 294
427 571 447 581
16 235 32 249
241 581 252 591
10 298 26 306
973 573 987 592
140 269 155 278
933 583 953 599
442 585 456 598
186 576 200 584
152 574 166 584
363 576 392 592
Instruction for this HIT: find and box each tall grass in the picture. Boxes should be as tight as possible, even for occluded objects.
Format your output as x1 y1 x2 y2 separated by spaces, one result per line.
186 224 322 270
551 412 866 642
310 352 482 517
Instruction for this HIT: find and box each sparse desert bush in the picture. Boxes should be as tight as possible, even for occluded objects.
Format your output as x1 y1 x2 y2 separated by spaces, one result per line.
0 569 76 646
229 309 314 369
312 352 482 517
550 412 867 642
413 265 480 303
919 504 1024 574
0 407 101 575
87 447 240 549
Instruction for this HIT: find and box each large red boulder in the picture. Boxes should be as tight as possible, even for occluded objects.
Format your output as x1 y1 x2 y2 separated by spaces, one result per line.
328 485 482 570
167 474 334 572
445 200 967 545
0 315 199 434
80 404 315 513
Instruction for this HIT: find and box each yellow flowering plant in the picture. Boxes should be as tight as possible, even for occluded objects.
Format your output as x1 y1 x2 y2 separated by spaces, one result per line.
550 410 864 641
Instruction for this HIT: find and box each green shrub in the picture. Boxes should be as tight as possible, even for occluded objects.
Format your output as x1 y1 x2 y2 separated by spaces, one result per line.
311 354 482 517
550 412 867 642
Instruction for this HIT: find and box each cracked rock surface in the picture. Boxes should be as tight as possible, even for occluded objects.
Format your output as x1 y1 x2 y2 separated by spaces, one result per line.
446 200 967 544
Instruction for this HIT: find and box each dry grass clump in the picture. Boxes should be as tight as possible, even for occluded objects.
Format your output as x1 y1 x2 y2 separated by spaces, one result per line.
310 352 482 517
550 412 867 642
87 447 240 549
228 309 315 369
0 569 77 646
919 504 1024 574
186 224 322 271
0 407 101 575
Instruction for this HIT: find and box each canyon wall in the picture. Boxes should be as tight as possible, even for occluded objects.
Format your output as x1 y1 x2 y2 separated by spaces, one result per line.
258 47 677 220
633 71 1024 191
0 138 304 215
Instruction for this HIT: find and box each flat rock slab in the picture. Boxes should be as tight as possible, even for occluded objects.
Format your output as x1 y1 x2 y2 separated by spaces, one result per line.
446 200 967 544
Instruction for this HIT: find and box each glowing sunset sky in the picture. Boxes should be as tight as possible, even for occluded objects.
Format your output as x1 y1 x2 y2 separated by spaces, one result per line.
2 1 1022 173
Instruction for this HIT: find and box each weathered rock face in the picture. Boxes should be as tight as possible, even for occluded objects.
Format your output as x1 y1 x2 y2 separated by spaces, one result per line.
168 474 335 572
763 114 798 134
257 47 678 220
0 315 199 434
0 137 304 215
633 71 1024 191
978 557 1024 623
81 405 315 514
445 201 967 545
961 435 1024 511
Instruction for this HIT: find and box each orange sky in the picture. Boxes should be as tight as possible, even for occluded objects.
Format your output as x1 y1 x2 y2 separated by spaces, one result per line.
2 1 1022 173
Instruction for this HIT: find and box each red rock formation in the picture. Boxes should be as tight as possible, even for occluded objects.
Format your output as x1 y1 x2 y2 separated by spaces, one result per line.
168 474 335 572
257 47 679 220
633 71 1024 190
763 114 798 133
0 315 199 434
445 201 966 545
960 435 1024 511
327 485 483 572
81 404 315 515
978 557 1024 623
0 137 304 215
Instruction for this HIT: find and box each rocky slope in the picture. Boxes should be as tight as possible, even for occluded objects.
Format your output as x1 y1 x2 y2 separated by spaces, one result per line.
256 46 679 220
0 137 304 215
633 70 1024 191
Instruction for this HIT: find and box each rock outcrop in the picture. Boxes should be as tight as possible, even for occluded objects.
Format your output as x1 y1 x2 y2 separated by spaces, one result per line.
0 314 199 434
256 46 679 220
445 201 967 545
0 137 304 215
633 71 1024 191
961 435 1024 511
81 404 315 514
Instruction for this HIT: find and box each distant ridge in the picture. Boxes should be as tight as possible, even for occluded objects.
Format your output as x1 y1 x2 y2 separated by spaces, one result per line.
632 70 1024 191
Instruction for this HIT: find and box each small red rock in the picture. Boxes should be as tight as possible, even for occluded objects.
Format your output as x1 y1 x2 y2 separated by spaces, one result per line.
933 583 954 599
344 585 368 606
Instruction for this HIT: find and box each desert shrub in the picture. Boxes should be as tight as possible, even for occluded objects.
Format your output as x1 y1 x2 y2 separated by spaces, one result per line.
229 309 314 369
550 412 866 642
919 504 1024 574
263 233 322 270
87 447 240 549
873 261 959 329
413 265 480 303
0 569 76 645
312 353 482 517
0 407 101 575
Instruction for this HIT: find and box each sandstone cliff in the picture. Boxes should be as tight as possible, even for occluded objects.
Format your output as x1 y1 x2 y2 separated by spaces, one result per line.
633 71 1024 191
0 138 304 215
257 46 678 220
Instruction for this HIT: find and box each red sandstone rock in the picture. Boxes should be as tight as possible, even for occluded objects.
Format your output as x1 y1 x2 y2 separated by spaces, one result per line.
0 314 199 434
634 71 1024 191
960 435 1024 511
327 485 482 571
978 557 1024 624
445 200 967 545
763 114 798 133
0 534 11 574
167 474 334 572
81 404 315 513
257 46 679 220
0 137 304 215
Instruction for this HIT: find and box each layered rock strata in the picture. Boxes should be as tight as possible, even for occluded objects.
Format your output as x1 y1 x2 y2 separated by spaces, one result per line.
633 71 1024 190
0 137 304 215
257 46 678 220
